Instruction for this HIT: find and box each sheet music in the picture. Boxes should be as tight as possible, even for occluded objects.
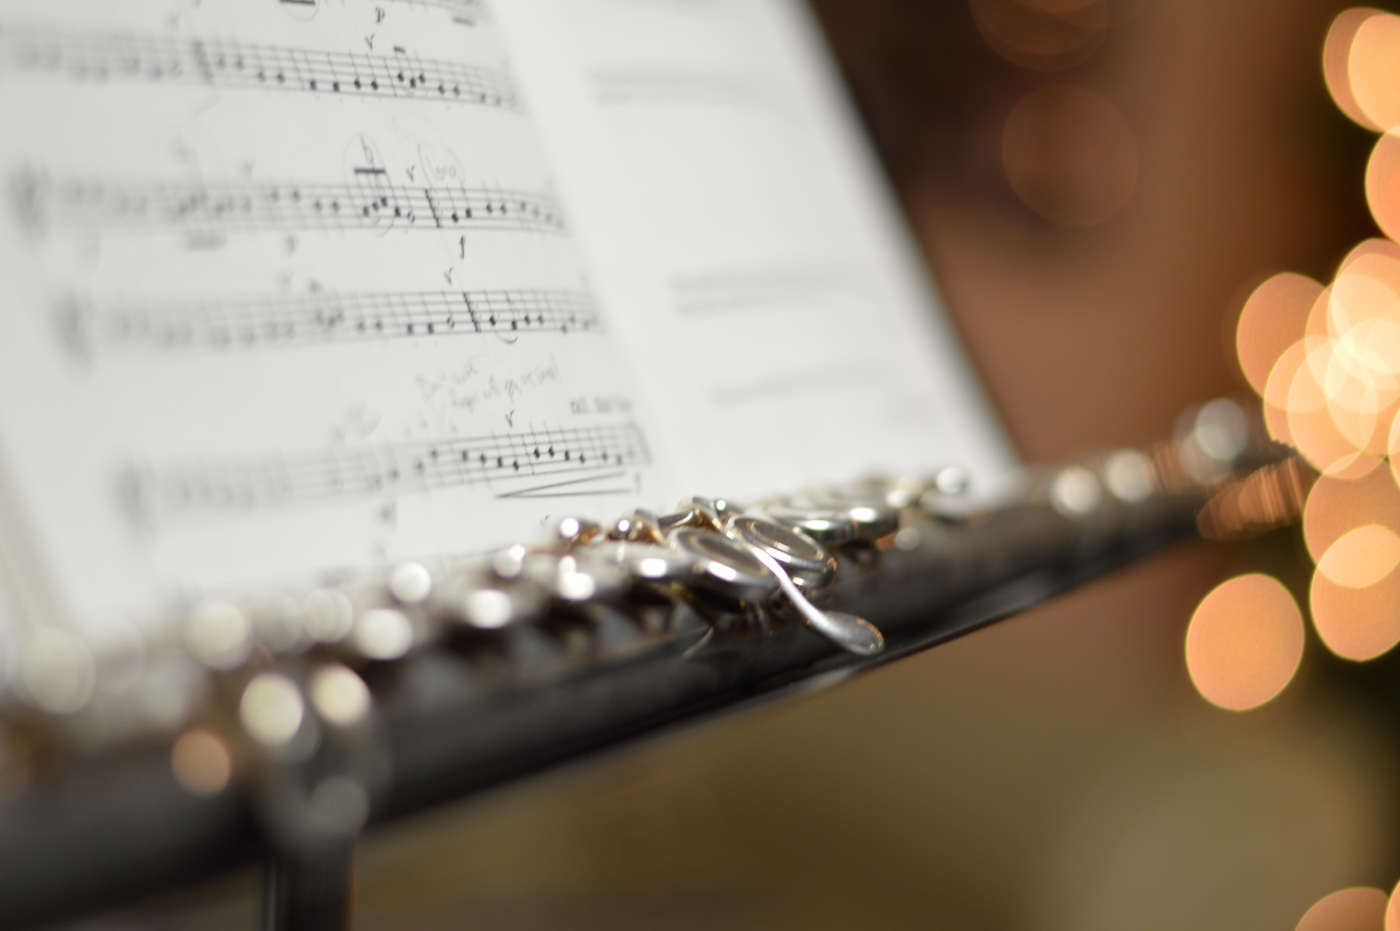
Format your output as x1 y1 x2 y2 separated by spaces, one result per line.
0 0 668 634
493 0 1016 498
0 0 1015 639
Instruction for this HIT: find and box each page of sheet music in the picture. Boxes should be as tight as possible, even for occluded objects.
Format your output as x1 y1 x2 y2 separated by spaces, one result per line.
0 0 671 634
493 0 1017 499
0 0 1016 639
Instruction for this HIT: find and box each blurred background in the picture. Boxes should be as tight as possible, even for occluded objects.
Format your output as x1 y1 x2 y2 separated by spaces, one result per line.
86 0 1400 928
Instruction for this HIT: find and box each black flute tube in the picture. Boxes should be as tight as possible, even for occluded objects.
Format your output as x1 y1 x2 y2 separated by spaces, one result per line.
0 456 1245 930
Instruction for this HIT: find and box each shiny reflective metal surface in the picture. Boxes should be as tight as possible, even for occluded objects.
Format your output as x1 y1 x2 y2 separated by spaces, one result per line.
729 516 838 590
669 527 780 608
743 542 885 656
608 509 665 544
588 540 700 587
761 506 859 545
766 502 901 543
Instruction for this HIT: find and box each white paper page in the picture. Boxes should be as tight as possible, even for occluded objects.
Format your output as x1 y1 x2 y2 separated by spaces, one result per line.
0 0 671 635
494 0 1016 501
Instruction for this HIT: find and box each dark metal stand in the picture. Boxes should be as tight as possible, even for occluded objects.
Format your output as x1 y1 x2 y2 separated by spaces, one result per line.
262 845 355 931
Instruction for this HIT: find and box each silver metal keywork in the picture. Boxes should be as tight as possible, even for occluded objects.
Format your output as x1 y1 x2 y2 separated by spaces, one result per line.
740 542 885 656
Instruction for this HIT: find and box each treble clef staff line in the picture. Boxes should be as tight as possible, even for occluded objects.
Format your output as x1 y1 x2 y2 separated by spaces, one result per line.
12 173 566 237
0 21 517 108
57 288 602 357
119 422 651 523
329 0 487 24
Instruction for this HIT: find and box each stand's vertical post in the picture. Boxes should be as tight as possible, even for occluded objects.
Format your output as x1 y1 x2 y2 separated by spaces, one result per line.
261 843 356 931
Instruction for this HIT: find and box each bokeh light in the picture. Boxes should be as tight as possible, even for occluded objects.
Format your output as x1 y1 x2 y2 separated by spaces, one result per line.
1185 574 1305 711
1269 333 1384 477
1390 412 1400 487
1182 21 1400 929
1296 886 1387 931
1311 564 1400 661
1340 238 1400 273
970 0 1108 72
310 664 372 729
170 729 232 798
239 673 305 748
1328 258 1400 381
1325 8 1385 129
1330 252 1400 325
1304 468 1400 563
1318 524 1400 588
1367 133 1400 242
1001 85 1138 227
1349 12 1400 132
1237 273 1323 396
1195 6 1400 719
1291 342 1378 456
1265 338 1316 446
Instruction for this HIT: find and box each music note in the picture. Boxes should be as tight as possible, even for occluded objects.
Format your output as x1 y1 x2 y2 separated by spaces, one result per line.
120 422 650 524
0 23 517 108
59 288 601 358
14 172 566 237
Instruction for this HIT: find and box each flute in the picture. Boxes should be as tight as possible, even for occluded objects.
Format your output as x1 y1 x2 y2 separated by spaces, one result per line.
0 396 1300 931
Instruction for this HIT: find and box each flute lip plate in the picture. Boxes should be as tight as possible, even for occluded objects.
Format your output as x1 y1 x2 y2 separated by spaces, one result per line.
669 528 779 607
728 516 837 591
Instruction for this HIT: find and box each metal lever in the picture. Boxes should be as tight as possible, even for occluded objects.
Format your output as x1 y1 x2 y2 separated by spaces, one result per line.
742 543 885 656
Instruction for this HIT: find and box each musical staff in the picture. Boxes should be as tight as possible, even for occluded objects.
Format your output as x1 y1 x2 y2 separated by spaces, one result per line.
0 22 517 108
60 288 601 357
120 423 650 522
13 173 566 236
375 0 486 25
